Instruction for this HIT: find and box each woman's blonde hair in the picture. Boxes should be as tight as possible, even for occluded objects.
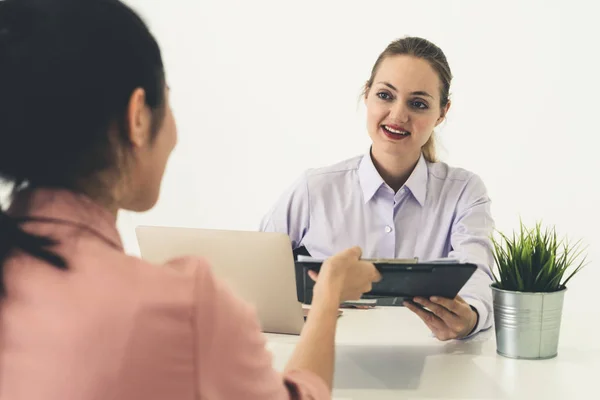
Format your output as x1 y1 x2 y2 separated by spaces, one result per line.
363 37 453 162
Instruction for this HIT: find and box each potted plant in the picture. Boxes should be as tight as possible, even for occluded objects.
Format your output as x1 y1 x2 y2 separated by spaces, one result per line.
490 220 587 359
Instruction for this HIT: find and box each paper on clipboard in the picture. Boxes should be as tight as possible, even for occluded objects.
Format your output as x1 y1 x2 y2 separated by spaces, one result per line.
296 255 460 264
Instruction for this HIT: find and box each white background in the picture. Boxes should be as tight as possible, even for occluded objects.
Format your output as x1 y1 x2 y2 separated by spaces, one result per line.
118 0 599 314
54 0 600 314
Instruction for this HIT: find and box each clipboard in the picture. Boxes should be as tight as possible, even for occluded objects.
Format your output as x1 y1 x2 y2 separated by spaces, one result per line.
294 258 478 305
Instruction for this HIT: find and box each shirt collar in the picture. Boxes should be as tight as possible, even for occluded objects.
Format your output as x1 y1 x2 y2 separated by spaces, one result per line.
402 153 428 206
358 149 428 206
7 188 123 250
358 150 385 203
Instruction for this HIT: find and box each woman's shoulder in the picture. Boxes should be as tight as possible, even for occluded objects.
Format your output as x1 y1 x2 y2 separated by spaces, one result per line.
275 154 361 189
298 154 364 192
426 159 480 182
275 155 364 202
122 253 215 287
111 253 240 328
426 159 489 190
305 154 363 178
95 251 214 307
425 159 489 198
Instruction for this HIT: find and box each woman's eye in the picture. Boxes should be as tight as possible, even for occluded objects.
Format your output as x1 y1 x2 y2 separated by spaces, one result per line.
411 100 428 110
377 92 392 101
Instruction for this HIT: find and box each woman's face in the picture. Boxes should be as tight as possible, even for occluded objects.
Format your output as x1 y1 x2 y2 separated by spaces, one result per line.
365 55 449 162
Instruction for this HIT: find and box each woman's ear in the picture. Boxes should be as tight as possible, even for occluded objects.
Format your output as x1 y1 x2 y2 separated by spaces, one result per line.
126 88 152 147
435 100 451 127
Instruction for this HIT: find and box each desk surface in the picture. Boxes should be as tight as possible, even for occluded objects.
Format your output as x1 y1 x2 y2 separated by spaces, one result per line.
265 307 599 400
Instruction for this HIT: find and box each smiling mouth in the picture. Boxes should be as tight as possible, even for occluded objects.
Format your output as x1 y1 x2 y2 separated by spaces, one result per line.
382 125 411 137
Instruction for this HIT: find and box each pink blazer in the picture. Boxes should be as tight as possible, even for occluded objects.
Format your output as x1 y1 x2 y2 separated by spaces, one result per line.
0 189 328 399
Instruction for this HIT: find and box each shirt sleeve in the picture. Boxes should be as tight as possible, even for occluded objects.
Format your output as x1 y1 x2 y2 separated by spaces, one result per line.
259 171 311 250
447 173 495 336
190 257 330 400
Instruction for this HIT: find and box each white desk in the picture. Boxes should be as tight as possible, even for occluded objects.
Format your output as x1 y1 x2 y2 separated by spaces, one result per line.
265 307 599 400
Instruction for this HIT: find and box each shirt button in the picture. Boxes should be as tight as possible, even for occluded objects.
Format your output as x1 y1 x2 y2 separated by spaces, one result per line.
385 226 392 233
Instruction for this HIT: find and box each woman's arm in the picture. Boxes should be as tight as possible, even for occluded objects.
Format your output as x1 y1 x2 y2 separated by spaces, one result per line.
405 173 494 339
446 173 495 335
191 249 379 399
192 256 328 399
283 247 379 390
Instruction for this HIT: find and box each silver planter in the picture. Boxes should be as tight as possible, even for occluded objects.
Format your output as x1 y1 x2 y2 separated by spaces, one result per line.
491 285 566 360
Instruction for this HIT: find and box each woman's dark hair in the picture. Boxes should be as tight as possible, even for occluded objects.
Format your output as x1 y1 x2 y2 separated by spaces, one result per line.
0 0 166 295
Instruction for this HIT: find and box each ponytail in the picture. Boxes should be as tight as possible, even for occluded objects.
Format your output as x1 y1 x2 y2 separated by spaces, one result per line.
0 207 66 297
422 133 438 163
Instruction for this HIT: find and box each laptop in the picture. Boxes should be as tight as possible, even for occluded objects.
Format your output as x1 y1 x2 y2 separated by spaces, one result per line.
135 226 305 335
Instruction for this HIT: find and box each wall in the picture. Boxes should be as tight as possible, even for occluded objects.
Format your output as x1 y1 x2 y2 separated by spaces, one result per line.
119 0 599 313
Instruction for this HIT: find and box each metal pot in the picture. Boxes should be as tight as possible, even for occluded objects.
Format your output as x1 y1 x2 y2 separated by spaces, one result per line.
491 284 566 359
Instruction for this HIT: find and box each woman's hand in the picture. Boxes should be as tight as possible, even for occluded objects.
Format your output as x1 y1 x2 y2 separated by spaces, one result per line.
286 247 380 392
404 295 478 340
309 246 381 303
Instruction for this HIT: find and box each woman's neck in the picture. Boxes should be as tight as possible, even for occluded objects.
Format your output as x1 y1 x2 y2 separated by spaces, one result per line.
370 148 421 193
87 191 119 219
74 176 120 219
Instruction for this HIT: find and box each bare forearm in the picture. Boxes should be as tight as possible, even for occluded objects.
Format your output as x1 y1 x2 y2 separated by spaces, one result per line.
284 289 341 390
284 248 378 391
